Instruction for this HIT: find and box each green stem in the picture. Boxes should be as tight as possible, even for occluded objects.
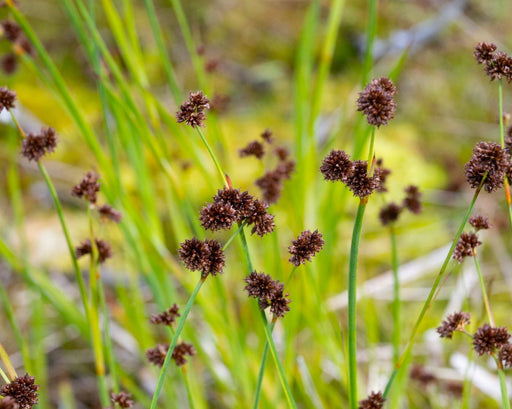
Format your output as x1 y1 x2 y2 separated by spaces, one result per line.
149 278 205 409
195 127 228 187
348 199 367 409
366 127 376 176
473 254 495 326
498 366 511 409
383 183 483 398
0 368 9 383
222 222 246 251
390 225 400 364
0 342 17 381
362 0 377 87
252 321 275 409
499 80 504 148
182 368 196 409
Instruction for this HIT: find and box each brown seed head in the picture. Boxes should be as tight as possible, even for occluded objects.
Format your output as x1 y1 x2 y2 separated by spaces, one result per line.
202 239 225 277
21 127 58 162
275 146 289 161
402 185 422 214
358 391 385 409
243 199 275 237
244 272 278 300
75 238 113 263
71 171 100 203
499 344 512 368
146 344 169 367
357 77 396 127
275 160 295 180
474 42 497 64
1 53 18 75
0 373 39 409
255 171 283 204
172 342 196 366
473 324 511 356
1 20 21 42
150 304 180 326
320 150 353 182
485 52 512 82
288 230 324 266
452 232 481 262
379 202 402 226
176 91 210 127
0 86 16 112
178 238 208 272
239 141 265 159
0 397 19 409
346 160 380 198
269 290 291 318
199 202 237 231
469 215 491 231
437 311 471 338
464 142 508 193
374 162 391 193
111 391 134 408
260 128 273 144
214 188 254 221
98 204 123 223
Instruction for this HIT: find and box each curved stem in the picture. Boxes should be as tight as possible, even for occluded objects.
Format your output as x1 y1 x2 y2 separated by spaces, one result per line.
499 80 504 148
0 342 17 381
390 225 400 364
473 253 495 326
498 366 511 409
253 321 275 409
149 278 205 409
195 127 228 188
348 199 367 409
366 127 376 176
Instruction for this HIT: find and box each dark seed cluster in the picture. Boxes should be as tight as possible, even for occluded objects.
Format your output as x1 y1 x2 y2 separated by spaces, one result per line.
452 232 481 262
374 159 391 193
0 397 19 409
244 272 291 318
473 324 510 356
357 77 397 127
437 311 471 339
0 373 39 409
379 202 402 226
260 128 273 144
1 53 17 75
71 171 101 204
98 204 123 223
110 391 134 408
474 42 512 82
150 304 180 326
146 344 168 367
320 150 380 198
288 230 324 266
75 238 113 263
239 141 265 159
0 19 33 63
358 391 385 409
21 127 58 162
172 342 196 366
469 214 491 231
0 86 16 112
176 91 210 127
499 344 512 368
464 142 508 193
200 202 237 231
178 238 225 277
402 185 422 214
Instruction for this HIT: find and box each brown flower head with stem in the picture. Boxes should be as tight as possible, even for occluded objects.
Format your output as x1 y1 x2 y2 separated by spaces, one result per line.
320 150 353 182
146 344 169 367
402 185 422 214
379 202 402 226
452 232 481 262
268 289 291 318
358 391 385 409
474 42 497 64
243 198 275 236
0 373 39 409
199 201 237 231
98 204 123 223
178 238 225 277
485 52 512 83
244 272 291 318
357 77 397 127
465 142 508 193
239 140 265 159
150 304 180 326
499 344 512 368
71 171 101 204
111 391 134 408
75 238 113 263
1 20 21 42
437 311 471 339
469 214 491 231
21 127 58 162
176 91 210 127
172 342 196 366
0 86 16 112
288 230 324 266
473 324 511 356
345 160 380 198
0 397 19 409
1 54 18 75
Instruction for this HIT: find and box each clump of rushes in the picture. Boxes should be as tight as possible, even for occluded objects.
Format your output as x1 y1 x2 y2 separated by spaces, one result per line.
452 232 481 262
0 86 16 112
474 42 512 83
288 230 324 266
465 142 508 193
0 397 19 409
473 324 511 356
71 171 101 204
97 204 122 223
357 391 385 409
178 238 225 277
239 140 265 159
436 311 471 338
244 272 291 318
150 304 180 326
75 238 113 263
469 214 491 231
20 127 58 162
110 391 134 408
176 91 210 127
171 342 196 366
357 77 397 127
0 374 39 409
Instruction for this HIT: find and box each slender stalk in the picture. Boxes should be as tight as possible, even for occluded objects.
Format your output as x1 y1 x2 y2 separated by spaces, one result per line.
390 225 400 364
0 368 9 383
366 127 376 176
383 182 484 398
149 278 205 409
0 342 17 381
222 222 246 251
195 127 228 187
498 366 511 409
252 321 275 409
472 253 495 326
182 367 196 409
362 0 378 87
499 80 504 148
347 199 367 409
